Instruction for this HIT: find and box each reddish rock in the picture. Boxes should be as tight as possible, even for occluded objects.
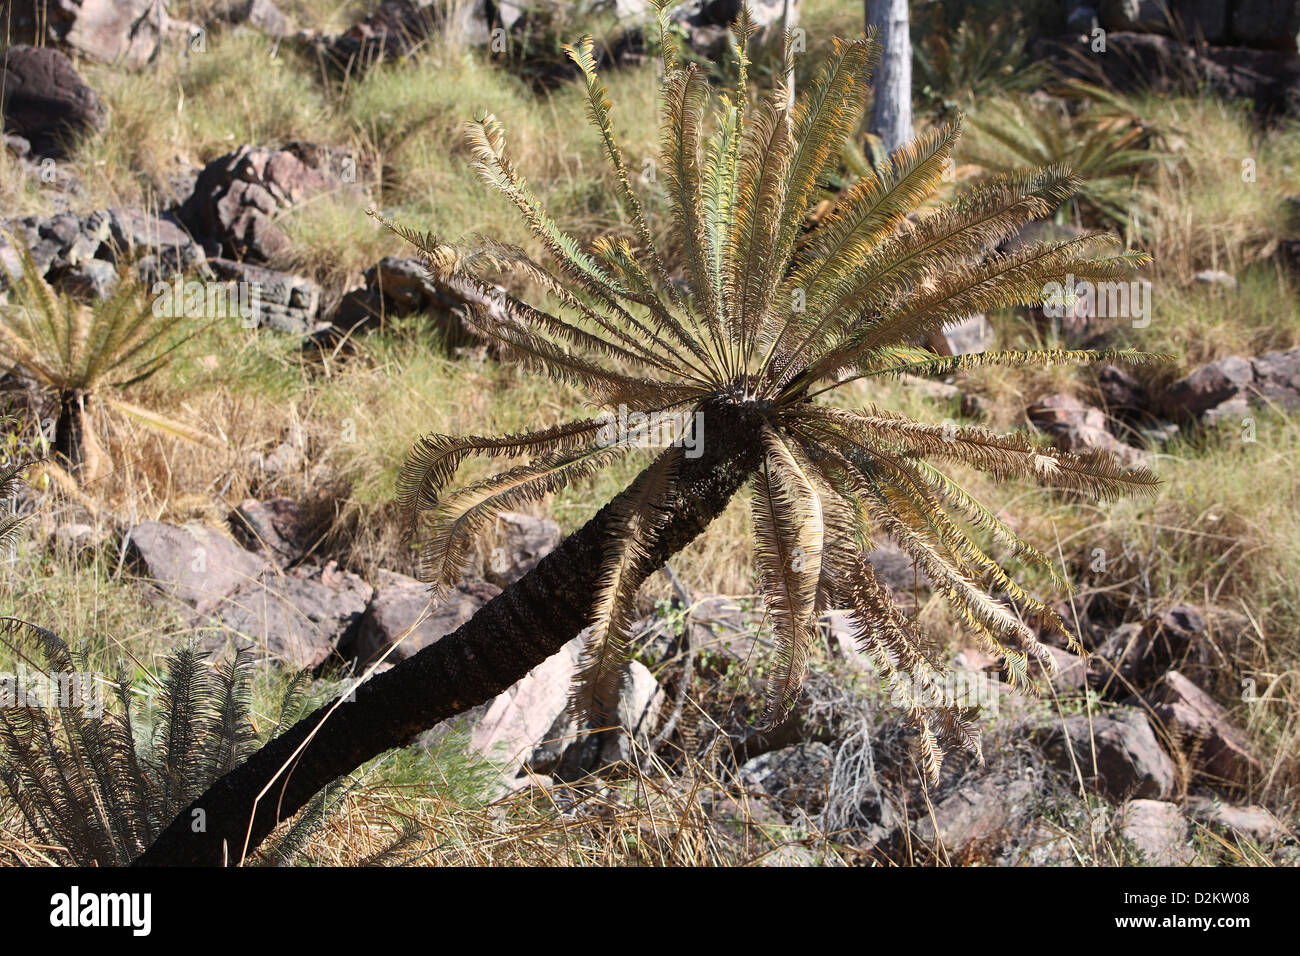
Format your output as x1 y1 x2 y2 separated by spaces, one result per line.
1117 799 1194 865
1147 670 1261 786
0 46 106 159
1028 393 1150 468
1043 708 1176 800
179 143 363 262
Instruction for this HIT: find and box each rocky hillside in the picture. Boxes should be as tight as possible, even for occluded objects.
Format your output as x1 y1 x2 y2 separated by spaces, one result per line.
1 0 1297 866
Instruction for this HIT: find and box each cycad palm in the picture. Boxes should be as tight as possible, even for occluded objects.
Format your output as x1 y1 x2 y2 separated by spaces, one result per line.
381 10 1160 775
0 239 207 475
137 10 1167 865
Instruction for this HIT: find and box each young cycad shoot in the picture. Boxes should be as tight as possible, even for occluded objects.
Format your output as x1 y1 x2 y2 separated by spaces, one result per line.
136 10 1162 865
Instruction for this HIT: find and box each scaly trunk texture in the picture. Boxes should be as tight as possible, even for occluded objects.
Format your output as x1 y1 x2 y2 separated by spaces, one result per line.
865 0 913 154
134 399 765 866
53 390 85 469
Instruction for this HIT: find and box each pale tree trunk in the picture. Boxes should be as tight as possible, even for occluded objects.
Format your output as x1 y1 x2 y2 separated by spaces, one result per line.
865 0 913 154
781 0 796 105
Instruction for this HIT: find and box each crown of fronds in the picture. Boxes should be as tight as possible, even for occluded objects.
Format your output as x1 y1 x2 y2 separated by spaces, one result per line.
379 5 1164 780
0 235 215 448
964 87 1167 235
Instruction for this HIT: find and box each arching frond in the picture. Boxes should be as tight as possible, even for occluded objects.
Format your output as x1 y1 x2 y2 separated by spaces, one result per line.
570 447 682 725
396 418 610 537
751 426 824 726
419 442 634 596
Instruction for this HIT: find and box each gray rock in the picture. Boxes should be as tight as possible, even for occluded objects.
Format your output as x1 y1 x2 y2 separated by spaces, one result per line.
0 46 106 159
46 522 106 558
1043 707 1177 800
223 0 293 37
672 0 795 57
865 542 929 596
1100 0 1171 33
1184 797 1290 844
6 1 193 68
531 656 666 773
1117 799 1194 865
927 313 993 356
127 521 269 615
898 374 962 404
104 207 205 275
1251 348 1300 409
53 258 119 300
1033 644 1093 696
1092 604 1209 695
912 770 1040 861
1 207 207 291
471 636 583 774
5 133 32 159
208 258 322 334
229 497 313 565
482 511 562 587
1162 348 1300 420
1163 356 1254 417
1194 268 1237 288
740 741 835 818
348 570 499 666
210 561 372 670
597 659 665 763
334 255 513 346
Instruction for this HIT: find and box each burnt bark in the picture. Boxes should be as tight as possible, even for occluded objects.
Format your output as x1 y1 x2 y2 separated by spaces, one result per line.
134 399 765 866
53 390 85 469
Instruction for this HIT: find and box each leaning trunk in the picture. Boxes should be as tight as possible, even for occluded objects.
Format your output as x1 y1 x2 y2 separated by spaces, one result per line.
134 400 765 866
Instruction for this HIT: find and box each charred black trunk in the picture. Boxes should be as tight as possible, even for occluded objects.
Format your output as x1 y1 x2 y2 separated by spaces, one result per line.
52 390 85 469
134 399 765 866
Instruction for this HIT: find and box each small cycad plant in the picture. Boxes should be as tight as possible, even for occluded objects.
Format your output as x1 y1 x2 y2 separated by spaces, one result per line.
963 88 1166 236
377 4 1164 779
0 238 212 478
0 627 316 865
